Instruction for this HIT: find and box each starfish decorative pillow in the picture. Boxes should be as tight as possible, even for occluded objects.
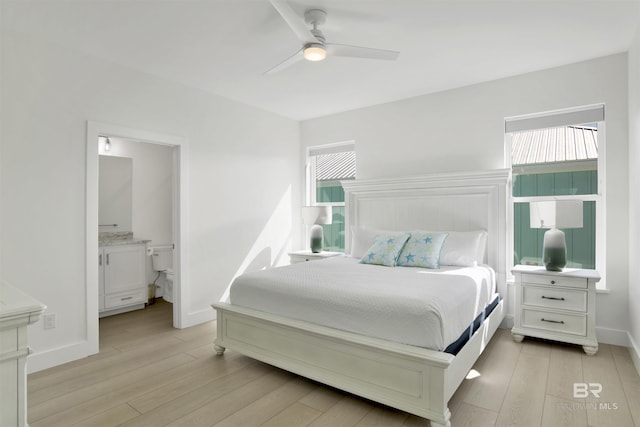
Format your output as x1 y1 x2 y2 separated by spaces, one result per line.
360 233 410 267
396 231 449 269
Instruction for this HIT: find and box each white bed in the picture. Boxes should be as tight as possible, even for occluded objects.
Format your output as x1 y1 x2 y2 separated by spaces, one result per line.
230 256 497 351
212 169 510 427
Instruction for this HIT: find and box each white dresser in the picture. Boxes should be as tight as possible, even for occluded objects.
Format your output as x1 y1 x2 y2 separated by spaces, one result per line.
511 265 600 355
0 282 45 427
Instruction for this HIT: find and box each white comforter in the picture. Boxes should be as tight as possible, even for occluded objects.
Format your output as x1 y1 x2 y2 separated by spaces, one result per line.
229 256 496 350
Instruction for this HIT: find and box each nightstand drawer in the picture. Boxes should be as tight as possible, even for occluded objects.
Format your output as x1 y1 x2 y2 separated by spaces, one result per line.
521 308 586 336
289 251 343 264
522 285 587 312
521 273 587 289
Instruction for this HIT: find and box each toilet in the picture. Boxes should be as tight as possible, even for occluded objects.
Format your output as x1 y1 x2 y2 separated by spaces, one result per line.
148 245 174 303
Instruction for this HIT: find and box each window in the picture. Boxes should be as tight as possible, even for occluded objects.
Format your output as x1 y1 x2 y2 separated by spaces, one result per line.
306 142 356 252
505 105 604 285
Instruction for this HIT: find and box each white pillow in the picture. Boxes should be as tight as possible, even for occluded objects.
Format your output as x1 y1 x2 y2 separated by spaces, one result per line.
350 227 397 258
439 230 488 267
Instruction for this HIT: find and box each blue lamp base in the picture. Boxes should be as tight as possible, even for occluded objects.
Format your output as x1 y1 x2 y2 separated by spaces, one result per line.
309 224 323 253
543 228 567 272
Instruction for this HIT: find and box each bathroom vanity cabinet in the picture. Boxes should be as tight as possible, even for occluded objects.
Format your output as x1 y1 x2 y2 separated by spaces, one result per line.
99 243 147 316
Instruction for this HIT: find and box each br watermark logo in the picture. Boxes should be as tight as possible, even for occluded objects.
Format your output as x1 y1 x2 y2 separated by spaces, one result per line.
573 382 602 398
556 383 619 411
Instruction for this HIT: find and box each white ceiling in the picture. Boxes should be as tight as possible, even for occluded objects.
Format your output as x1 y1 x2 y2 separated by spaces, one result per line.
1 0 638 120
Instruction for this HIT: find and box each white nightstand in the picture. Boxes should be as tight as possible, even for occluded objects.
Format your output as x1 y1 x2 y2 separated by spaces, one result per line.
289 250 343 264
511 265 600 355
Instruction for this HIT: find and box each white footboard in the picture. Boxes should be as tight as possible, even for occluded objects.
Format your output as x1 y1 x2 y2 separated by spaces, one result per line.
212 299 504 426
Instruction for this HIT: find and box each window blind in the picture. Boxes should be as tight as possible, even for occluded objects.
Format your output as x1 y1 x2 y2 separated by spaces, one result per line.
505 104 604 133
308 141 355 157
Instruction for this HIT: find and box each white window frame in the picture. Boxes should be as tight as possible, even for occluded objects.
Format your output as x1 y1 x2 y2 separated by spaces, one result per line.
305 141 355 252
305 141 355 206
505 105 607 290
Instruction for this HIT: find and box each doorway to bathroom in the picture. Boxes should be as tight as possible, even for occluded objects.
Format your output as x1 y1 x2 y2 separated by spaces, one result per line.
99 136 175 314
86 121 188 356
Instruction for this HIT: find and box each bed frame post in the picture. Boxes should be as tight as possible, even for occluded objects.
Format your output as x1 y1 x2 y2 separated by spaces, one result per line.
215 310 226 355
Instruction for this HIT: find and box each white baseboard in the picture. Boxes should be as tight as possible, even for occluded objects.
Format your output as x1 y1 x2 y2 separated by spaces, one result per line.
26 310 640 378
497 318 629 349
28 308 215 373
628 334 640 377
596 326 632 347
27 340 94 374
179 307 215 329
501 314 515 329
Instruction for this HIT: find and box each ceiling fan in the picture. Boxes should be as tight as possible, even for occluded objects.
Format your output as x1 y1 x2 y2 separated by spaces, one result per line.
266 0 400 74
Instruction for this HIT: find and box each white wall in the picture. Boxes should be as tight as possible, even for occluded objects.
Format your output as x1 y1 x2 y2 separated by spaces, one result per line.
302 54 630 344
0 30 300 371
628 9 640 371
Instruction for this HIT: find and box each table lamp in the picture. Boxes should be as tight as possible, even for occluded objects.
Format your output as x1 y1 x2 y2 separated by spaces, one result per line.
530 200 583 271
302 206 333 253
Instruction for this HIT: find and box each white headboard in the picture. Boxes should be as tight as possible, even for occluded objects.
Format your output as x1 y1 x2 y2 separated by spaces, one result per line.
342 169 511 297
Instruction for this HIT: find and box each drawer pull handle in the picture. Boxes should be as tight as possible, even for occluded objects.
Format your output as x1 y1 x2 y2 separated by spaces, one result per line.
541 296 565 301
550 280 556 284
541 318 565 324
121 296 133 301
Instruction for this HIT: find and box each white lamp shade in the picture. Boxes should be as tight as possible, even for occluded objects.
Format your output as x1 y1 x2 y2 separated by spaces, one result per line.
302 206 333 225
529 200 583 229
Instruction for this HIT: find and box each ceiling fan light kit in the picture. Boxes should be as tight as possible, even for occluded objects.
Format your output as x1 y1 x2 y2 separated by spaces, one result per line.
267 0 399 74
303 44 326 61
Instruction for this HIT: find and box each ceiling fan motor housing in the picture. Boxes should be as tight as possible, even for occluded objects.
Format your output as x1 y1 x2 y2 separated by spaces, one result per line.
304 9 327 26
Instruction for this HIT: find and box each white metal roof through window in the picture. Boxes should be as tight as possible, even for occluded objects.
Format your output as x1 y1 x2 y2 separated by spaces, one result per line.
316 151 356 181
511 126 597 166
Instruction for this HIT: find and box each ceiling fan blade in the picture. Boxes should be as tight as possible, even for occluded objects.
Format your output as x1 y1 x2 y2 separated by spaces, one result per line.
270 0 318 45
326 43 400 61
264 48 303 75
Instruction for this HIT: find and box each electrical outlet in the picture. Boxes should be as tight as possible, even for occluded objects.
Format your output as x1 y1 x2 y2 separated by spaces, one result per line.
43 313 56 330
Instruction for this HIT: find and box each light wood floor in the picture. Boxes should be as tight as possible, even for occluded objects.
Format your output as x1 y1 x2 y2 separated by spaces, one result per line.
28 300 640 427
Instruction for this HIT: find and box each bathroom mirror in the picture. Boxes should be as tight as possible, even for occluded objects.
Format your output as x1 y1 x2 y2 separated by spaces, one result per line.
99 155 132 232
